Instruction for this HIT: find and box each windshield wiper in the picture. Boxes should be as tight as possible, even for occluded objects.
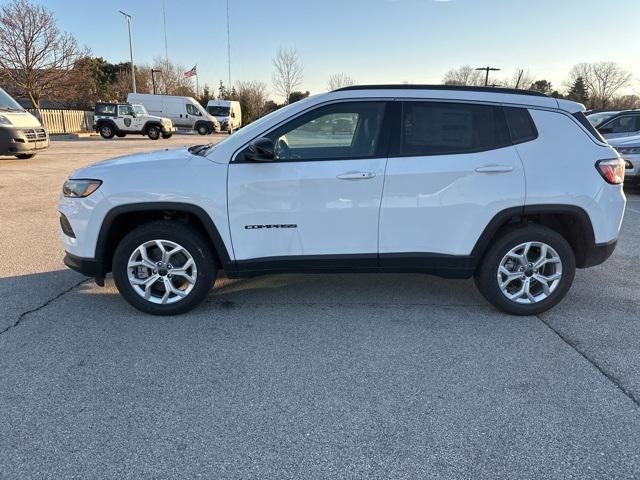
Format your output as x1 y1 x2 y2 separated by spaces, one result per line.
188 143 214 156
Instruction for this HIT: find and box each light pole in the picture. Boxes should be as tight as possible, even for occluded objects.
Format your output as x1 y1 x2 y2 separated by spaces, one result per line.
151 69 162 94
119 10 136 93
475 66 501 87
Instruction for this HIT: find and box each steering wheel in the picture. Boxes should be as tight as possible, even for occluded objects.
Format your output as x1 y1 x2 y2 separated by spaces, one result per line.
275 135 291 160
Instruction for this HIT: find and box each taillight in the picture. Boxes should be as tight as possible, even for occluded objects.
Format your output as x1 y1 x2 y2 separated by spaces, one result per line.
595 158 625 185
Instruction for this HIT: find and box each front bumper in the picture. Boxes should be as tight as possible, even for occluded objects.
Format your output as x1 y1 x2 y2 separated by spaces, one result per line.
162 124 176 134
0 125 49 155
64 252 104 285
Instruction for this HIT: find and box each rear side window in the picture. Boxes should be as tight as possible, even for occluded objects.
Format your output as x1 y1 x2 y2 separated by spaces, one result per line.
399 102 510 156
504 107 538 144
95 103 116 116
572 111 606 143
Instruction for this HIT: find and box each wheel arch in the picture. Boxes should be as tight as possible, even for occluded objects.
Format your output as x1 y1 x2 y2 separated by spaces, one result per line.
194 120 213 133
471 204 596 269
96 118 118 132
142 121 162 134
95 202 232 283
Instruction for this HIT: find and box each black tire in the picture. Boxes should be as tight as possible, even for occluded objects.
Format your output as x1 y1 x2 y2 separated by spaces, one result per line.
197 124 209 135
474 225 576 316
15 153 36 159
162 132 173 139
147 125 161 140
116 132 126 138
228 127 233 135
112 221 216 315
99 124 115 139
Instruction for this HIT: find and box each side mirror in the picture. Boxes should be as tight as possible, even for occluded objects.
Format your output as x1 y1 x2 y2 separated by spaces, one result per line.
231 112 236 118
242 137 275 162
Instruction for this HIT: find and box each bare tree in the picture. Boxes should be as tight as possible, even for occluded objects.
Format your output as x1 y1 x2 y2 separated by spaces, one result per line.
152 57 196 96
0 0 84 108
568 62 632 109
442 65 484 86
236 80 268 124
502 69 535 89
327 73 356 91
272 47 303 103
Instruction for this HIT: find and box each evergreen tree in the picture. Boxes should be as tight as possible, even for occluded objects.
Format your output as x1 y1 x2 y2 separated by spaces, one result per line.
567 76 589 105
218 80 227 99
198 84 213 107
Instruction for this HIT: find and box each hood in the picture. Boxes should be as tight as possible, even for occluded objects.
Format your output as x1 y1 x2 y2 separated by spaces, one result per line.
608 134 640 147
147 114 172 124
71 147 193 178
0 110 42 128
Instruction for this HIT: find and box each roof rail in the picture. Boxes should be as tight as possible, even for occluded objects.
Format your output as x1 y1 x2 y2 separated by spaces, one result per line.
333 84 548 98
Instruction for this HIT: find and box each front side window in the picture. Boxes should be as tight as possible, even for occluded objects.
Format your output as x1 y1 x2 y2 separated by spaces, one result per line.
133 105 147 116
399 102 510 156
119 105 134 116
186 103 201 116
600 115 640 134
267 101 386 161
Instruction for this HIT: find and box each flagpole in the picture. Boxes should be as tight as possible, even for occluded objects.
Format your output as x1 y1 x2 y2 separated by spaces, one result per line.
195 64 199 98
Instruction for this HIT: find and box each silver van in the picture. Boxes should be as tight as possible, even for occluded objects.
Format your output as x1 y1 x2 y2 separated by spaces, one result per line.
0 88 49 159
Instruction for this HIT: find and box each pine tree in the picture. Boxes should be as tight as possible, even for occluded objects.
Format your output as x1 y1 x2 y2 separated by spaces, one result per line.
567 77 589 105
218 80 227 99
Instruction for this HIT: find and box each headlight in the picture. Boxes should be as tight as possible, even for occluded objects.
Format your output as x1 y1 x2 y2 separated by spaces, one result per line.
63 179 102 198
616 147 640 155
0 114 12 125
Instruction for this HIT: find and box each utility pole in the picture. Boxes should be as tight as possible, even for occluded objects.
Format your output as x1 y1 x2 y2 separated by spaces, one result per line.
151 69 162 94
119 10 136 93
515 69 524 89
475 66 501 87
226 0 231 88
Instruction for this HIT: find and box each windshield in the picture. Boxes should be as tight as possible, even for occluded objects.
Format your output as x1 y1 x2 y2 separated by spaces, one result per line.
207 106 230 116
132 104 148 115
0 88 24 111
587 112 618 127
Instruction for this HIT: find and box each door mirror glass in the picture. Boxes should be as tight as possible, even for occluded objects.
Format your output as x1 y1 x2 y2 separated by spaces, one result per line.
242 137 275 162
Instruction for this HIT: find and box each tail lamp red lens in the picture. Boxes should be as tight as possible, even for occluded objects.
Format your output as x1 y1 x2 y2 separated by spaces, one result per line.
595 158 625 185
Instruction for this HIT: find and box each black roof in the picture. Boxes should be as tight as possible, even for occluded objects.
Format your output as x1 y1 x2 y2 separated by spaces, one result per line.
333 84 548 98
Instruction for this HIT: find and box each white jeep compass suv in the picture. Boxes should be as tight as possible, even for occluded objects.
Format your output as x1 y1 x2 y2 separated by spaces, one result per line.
59 85 626 316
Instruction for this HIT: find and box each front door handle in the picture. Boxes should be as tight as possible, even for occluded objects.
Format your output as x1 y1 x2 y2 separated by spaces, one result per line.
336 171 376 180
475 165 514 173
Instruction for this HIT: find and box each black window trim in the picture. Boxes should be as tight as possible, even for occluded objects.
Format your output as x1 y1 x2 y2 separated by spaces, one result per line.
388 99 517 158
232 99 393 164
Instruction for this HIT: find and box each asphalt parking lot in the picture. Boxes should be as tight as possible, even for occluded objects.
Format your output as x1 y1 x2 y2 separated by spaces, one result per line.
1 135 640 479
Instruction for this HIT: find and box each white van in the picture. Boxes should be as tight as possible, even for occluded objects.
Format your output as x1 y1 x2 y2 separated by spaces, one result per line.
127 93 220 135
0 87 49 159
206 100 241 134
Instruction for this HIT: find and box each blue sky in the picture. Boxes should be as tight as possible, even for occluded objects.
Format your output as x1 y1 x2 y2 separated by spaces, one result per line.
15 0 640 99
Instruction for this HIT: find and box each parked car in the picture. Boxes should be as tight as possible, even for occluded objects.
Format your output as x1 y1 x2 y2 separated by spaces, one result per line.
206 100 241 134
586 110 619 127
59 85 626 316
0 87 48 159
93 102 175 140
128 93 220 135
609 134 640 185
589 110 640 140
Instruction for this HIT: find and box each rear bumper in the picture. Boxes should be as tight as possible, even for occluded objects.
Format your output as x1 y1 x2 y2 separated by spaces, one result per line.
580 239 617 268
64 252 104 286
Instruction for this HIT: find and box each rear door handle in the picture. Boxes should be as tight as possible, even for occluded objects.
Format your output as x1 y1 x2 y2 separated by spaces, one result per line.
336 171 376 180
475 165 514 173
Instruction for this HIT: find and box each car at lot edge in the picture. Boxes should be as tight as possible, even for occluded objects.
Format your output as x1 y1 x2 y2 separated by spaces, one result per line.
128 93 220 135
609 134 640 185
59 85 626 316
0 87 49 159
587 109 640 140
94 102 175 140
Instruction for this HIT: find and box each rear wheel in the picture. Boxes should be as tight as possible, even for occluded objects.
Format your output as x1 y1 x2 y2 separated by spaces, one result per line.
197 124 209 135
147 125 161 140
112 221 216 315
99 124 115 139
15 153 36 159
474 225 575 316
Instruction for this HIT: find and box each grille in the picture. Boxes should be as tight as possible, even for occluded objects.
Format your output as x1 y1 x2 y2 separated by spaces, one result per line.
22 128 47 142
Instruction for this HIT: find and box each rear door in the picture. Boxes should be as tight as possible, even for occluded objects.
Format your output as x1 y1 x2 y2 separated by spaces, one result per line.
378 100 525 260
227 101 390 265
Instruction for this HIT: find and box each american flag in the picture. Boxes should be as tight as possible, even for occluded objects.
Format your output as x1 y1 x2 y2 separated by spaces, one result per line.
184 65 197 78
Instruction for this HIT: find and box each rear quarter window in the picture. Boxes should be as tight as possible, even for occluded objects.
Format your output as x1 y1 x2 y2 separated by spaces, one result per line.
504 107 538 144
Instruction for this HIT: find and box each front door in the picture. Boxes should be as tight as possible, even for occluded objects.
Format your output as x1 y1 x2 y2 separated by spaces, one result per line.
117 104 137 132
227 101 390 266
599 114 640 140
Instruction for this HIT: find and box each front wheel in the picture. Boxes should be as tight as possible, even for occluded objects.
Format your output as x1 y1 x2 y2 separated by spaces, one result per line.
196 124 209 135
112 221 216 315
162 132 173 139
147 125 161 140
474 225 575 316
